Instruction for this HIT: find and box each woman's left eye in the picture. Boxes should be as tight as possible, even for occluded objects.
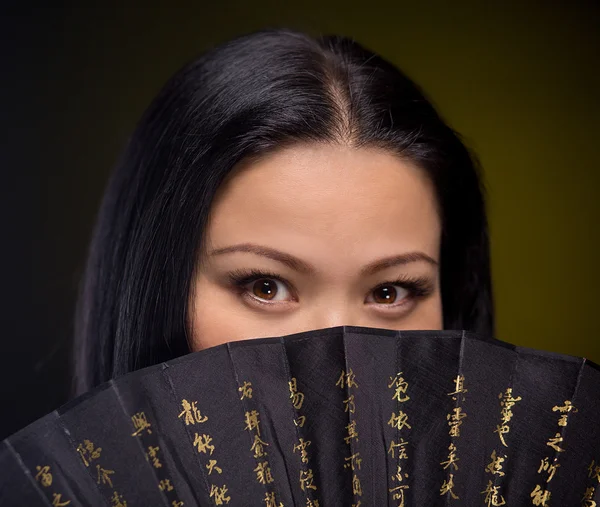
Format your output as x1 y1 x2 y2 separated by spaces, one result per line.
365 284 411 306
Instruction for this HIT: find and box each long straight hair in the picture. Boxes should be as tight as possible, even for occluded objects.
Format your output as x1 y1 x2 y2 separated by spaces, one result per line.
74 28 494 395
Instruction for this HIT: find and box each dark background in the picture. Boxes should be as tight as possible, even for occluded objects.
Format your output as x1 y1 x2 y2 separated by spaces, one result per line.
1 4 598 440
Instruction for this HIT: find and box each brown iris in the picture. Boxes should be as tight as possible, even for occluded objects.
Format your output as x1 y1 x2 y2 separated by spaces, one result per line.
252 279 278 300
372 285 397 304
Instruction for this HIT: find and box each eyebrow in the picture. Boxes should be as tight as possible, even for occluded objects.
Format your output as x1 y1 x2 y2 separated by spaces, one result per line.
209 243 438 275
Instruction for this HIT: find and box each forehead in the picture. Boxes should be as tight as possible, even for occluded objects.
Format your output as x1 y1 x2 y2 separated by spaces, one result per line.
205 143 441 264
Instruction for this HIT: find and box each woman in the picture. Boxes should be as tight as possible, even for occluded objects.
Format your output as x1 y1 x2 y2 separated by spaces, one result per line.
74 27 493 396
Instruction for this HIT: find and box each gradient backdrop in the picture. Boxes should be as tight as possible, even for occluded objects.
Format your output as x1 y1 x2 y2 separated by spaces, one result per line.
1 4 598 439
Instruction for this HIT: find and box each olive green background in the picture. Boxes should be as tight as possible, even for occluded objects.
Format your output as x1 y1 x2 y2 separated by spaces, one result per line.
1 3 598 438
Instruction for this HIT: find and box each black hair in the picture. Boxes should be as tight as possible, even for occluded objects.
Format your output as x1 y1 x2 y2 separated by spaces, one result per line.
74 28 494 395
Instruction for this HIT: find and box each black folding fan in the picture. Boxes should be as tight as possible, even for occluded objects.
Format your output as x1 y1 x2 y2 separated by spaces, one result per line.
2 326 600 506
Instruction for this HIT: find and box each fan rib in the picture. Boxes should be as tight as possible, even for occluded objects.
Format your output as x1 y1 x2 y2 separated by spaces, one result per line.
278 336 313 507
54 409 113 506
109 379 172 507
544 356 587 501
341 327 362 506
4 438 55 506
161 363 214 505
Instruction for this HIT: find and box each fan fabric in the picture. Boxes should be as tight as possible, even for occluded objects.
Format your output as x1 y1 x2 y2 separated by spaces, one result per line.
1 326 600 506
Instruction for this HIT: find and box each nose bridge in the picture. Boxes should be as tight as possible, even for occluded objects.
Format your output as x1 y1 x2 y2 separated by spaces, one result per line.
307 295 361 329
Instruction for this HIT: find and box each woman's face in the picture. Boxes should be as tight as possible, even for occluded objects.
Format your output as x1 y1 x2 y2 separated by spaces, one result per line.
189 143 442 351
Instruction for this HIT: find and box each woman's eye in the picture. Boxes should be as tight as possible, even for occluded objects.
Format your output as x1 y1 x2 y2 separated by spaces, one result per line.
246 278 292 302
367 284 410 305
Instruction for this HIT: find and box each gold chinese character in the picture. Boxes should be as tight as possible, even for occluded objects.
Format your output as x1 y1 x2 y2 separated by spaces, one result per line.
440 443 459 471
440 474 459 499
448 375 468 400
251 434 269 458
391 464 408 483
494 424 510 447
589 460 600 483
481 480 506 506
146 445 162 468
294 416 306 428
206 459 223 475
299 469 318 491
530 484 551 506
388 438 408 459
76 439 102 467
172 502 184 507
131 411 152 436
499 388 521 417
447 407 466 437
178 400 208 425
293 438 311 464
254 461 275 484
496 388 521 444
552 400 578 427
552 400 577 413
289 378 305 410
344 420 359 444
582 487 597 507
388 372 410 402
264 492 277 507
52 493 71 506
239 381 253 400
546 433 564 453
110 491 127 507
159 479 174 491
389 485 408 506
244 410 261 435
209 484 231 505
336 369 358 389
96 465 115 488
485 450 506 477
499 407 513 425
538 457 560 482
307 500 320 507
388 411 411 431
344 452 362 471
34 465 52 487
343 395 356 414
193 433 215 455
352 474 362 496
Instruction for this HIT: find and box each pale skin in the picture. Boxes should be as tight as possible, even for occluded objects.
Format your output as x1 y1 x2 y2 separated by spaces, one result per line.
189 142 443 351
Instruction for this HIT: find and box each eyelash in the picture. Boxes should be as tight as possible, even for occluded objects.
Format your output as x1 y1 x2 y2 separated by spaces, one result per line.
226 268 434 310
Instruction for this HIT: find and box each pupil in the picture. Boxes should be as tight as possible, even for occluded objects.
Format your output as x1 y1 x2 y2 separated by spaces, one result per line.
375 286 396 304
254 279 277 299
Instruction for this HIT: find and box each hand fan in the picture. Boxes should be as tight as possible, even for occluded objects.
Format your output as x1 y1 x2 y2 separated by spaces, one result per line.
2 326 600 507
